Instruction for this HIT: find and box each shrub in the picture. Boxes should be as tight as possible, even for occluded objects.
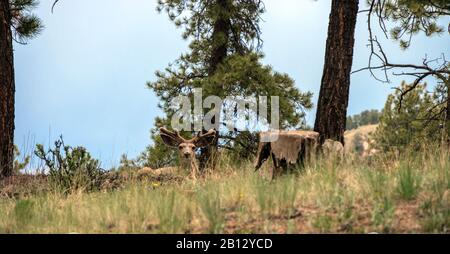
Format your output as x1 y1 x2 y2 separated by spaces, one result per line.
13 145 30 174
371 197 395 233
374 82 443 152
365 168 390 201
420 197 449 233
396 163 421 200
35 136 105 194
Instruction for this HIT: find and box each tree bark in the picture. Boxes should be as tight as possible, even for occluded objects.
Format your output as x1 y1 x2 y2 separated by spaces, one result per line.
0 0 15 177
207 0 230 76
446 81 450 144
314 0 359 145
199 0 230 170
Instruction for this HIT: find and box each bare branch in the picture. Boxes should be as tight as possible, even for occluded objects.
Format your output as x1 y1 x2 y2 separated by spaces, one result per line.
354 0 450 109
51 0 59 13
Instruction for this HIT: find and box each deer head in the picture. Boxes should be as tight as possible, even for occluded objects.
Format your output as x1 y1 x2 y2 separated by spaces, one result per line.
159 127 216 178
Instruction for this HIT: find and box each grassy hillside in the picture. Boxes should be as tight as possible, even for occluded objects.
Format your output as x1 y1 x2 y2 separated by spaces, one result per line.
344 124 378 153
0 145 448 233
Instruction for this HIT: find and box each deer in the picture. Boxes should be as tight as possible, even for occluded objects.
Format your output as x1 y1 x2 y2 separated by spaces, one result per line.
254 130 345 179
321 139 345 162
138 127 216 179
254 130 320 179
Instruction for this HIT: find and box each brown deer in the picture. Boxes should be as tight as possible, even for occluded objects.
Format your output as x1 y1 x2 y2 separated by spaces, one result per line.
139 127 216 179
254 130 346 179
254 130 320 178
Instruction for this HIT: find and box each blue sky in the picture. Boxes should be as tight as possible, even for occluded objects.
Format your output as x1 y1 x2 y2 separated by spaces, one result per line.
14 0 449 168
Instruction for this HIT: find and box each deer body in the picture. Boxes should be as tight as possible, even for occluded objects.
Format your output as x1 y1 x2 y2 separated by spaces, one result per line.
137 166 177 178
156 127 216 179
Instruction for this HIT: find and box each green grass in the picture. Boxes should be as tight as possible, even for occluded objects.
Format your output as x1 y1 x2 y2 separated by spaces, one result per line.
197 183 225 233
371 197 395 233
396 162 422 200
0 147 448 233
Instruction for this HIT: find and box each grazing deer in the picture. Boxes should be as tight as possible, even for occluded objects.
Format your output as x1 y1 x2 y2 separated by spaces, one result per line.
254 130 320 179
153 127 216 179
321 139 344 161
254 131 347 179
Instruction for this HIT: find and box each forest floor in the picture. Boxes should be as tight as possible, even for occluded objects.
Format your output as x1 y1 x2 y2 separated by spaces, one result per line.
0 145 448 233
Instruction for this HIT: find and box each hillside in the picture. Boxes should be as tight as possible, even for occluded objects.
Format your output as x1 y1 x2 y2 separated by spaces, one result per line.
0 145 448 233
344 124 378 154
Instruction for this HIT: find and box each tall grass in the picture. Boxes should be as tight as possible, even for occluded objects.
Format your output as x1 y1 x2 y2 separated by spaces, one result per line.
154 189 188 233
0 146 448 233
396 162 422 200
197 183 224 233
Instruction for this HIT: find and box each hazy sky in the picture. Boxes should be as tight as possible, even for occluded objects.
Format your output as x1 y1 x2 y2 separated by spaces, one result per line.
14 0 449 168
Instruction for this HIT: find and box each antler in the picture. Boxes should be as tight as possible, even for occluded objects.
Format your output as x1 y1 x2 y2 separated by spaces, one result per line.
190 129 215 141
160 127 216 146
188 129 217 148
159 127 187 143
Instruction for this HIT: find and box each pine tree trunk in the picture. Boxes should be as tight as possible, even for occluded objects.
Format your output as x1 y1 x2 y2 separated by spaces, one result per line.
199 0 230 170
207 0 229 76
314 0 359 145
446 81 450 144
0 0 15 178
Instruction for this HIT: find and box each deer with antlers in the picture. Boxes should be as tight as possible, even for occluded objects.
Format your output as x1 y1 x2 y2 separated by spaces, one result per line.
139 127 216 179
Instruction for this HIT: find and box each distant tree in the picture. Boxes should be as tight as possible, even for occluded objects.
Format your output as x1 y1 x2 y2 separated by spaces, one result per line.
369 109 381 124
314 0 359 145
374 81 443 151
346 109 382 130
0 0 42 177
146 0 312 169
346 116 356 130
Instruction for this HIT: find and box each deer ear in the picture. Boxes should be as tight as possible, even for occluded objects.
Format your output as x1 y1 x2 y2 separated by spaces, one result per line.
195 129 216 148
159 128 182 147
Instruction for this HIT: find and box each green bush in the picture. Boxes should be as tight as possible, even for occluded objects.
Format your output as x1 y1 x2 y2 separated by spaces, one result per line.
396 163 421 200
420 197 449 233
13 145 30 174
35 136 105 194
374 82 443 152
371 197 395 233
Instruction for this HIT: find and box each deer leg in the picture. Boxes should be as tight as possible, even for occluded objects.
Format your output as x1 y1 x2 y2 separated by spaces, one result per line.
254 142 271 171
190 160 199 180
271 153 282 180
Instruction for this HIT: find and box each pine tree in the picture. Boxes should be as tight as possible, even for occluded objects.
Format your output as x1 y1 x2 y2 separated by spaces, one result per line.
382 0 450 143
314 0 359 145
381 0 449 49
375 81 442 151
368 0 450 141
0 0 42 177
146 0 312 169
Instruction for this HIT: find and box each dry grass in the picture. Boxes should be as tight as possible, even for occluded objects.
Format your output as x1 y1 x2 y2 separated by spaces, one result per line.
0 146 448 233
